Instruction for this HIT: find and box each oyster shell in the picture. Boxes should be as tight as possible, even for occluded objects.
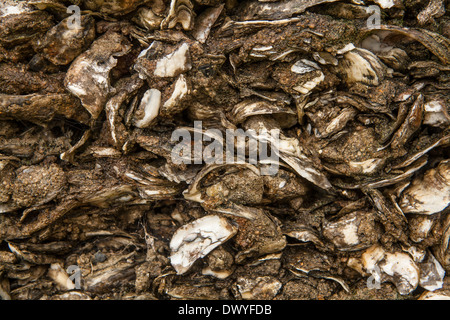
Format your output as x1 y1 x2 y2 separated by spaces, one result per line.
135 41 192 80
234 276 282 300
0 93 90 126
356 244 420 295
161 0 195 31
238 0 340 21
1 0 450 302
419 252 446 292
132 88 161 128
336 48 391 86
322 210 380 251
82 0 152 16
33 15 96 66
399 160 450 215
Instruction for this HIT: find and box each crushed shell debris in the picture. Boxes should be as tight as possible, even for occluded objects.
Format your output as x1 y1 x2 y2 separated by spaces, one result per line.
0 0 449 300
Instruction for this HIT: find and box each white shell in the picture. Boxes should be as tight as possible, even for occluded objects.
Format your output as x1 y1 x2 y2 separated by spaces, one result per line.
154 42 191 78
170 215 238 274
291 59 321 74
399 160 450 215
0 0 32 17
419 253 446 292
133 89 161 128
373 0 397 9
235 276 282 300
201 266 233 279
360 245 420 295
419 291 450 300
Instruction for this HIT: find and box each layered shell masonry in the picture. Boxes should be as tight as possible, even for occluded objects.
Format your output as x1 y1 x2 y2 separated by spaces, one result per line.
0 0 450 300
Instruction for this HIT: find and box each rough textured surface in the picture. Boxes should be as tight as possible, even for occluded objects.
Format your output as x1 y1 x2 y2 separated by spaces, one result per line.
0 0 449 301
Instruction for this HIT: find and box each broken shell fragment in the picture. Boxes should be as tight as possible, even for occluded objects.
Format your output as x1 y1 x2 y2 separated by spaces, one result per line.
134 41 192 80
230 99 296 128
160 74 190 117
64 32 132 119
322 210 379 251
399 160 450 215
337 48 390 86
133 89 161 128
169 215 238 274
47 263 76 291
154 42 192 78
419 252 445 292
235 276 282 300
161 0 195 31
192 4 224 44
1 0 450 301
407 214 435 243
423 100 450 128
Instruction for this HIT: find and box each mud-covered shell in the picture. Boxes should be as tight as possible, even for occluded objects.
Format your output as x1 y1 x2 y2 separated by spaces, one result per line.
272 60 325 95
201 246 234 279
33 15 96 66
0 93 90 125
233 208 287 263
0 7 54 47
134 41 192 80
399 160 450 215
11 164 66 208
0 6 54 62
357 245 420 295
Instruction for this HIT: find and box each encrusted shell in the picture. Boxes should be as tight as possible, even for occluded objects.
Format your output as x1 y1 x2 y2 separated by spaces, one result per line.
169 215 238 274
64 32 132 119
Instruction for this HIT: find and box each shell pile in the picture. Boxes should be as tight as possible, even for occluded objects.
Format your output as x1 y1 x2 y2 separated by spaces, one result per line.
0 0 450 300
